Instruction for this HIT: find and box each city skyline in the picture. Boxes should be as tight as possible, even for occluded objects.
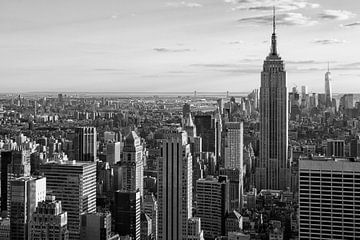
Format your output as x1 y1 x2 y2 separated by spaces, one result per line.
1 0 360 93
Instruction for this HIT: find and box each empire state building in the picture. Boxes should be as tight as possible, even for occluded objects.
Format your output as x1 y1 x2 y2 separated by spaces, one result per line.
256 8 290 190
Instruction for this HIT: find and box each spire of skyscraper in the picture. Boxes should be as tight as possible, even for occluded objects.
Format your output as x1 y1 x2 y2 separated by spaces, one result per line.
270 6 277 56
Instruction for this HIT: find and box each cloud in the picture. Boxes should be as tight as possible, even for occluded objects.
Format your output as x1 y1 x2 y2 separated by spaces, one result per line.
166 1 202 8
319 10 356 20
190 63 259 74
312 39 346 45
153 48 192 53
228 41 244 45
238 12 317 26
342 21 360 27
229 0 319 12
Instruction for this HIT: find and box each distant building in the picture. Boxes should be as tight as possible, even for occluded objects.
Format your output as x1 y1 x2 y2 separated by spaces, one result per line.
30 195 69 240
325 64 332 107
40 161 96 239
326 139 345 157
74 127 97 161
106 142 121 165
299 160 360 239
80 211 112 240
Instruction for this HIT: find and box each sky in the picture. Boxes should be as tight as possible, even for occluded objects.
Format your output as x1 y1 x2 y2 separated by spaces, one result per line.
0 0 360 93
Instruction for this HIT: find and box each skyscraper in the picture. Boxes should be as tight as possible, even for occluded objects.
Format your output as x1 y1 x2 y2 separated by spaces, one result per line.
9 176 46 240
74 127 97 162
114 190 141 240
256 8 290 191
119 131 144 197
196 176 229 239
157 128 192 240
1 150 31 214
40 161 96 240
223 122 243 170
325 63 332 107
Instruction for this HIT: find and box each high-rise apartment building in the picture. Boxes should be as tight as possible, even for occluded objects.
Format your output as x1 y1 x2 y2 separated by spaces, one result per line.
196 176 229 239
299 160 360 239
30 195 69 240
257 9 290 191
9 176 46 240
40 161 96 240
74 127 97 162
157 128 193 240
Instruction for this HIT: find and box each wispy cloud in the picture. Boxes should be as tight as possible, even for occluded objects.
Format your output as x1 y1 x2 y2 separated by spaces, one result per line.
312 39 346 45
319 10 356 20
153 48 193 53
166 1 202 8
238 12 317 26
229 0 319 12
342 21 360 27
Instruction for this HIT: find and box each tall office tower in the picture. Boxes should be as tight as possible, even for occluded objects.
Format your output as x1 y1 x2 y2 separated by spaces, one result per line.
1 150 31 213
224 122 243 169
299 160 360 239
74 127 97 161
143 193 158 240
80 212 112 240
30 195 69 240
118 131 144 197
40 161 96 240
196 176 229 239
257 8 290 191
157 128 193 240
325 63 332 107
9 176 46 240
114 190 141 240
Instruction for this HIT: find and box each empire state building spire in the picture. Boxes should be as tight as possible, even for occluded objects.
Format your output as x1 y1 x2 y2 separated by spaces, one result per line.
270 6 278 56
